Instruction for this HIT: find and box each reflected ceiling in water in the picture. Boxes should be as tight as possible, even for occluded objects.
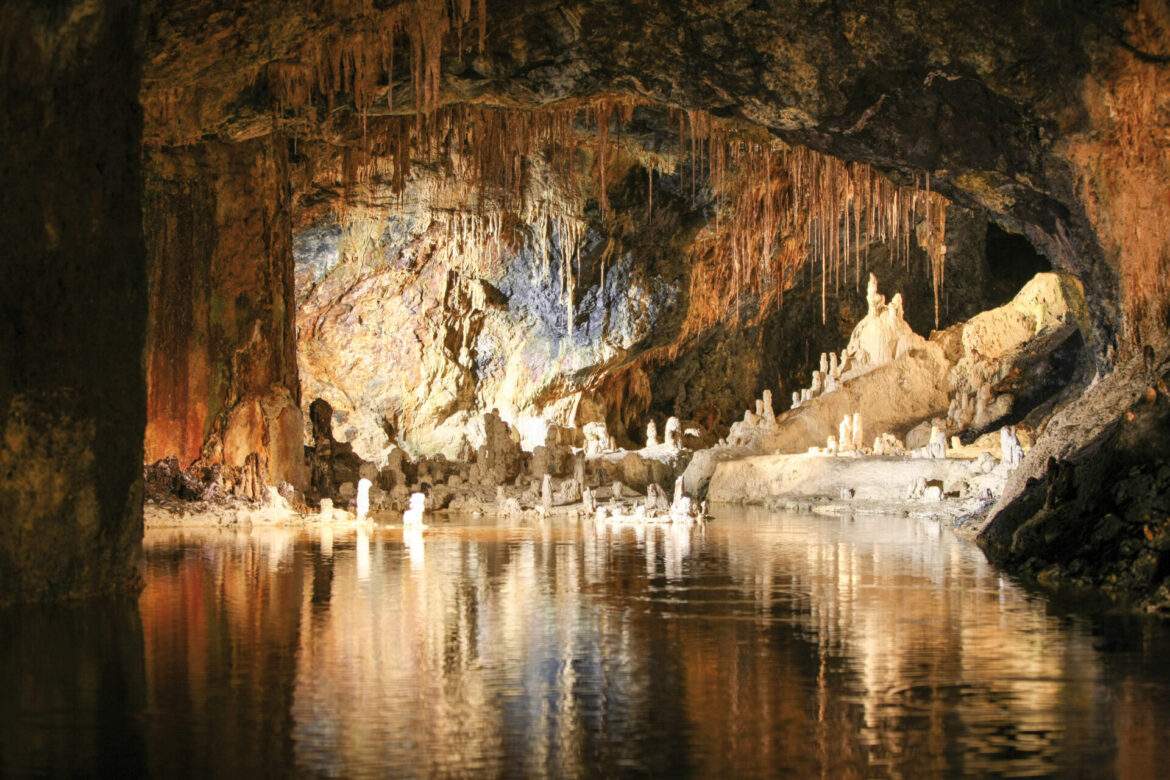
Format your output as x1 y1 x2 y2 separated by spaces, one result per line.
2 510 1169 777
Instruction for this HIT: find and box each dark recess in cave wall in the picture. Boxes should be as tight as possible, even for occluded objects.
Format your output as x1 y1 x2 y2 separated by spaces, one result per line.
985 224 1052 304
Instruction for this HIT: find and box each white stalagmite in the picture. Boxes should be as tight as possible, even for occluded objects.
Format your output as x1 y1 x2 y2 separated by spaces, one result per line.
356 478 372 522
762 390 775 424
1000 425 1024 468
664 417 682 448
928 425 947 459
403 492 427 527
839 415 853 453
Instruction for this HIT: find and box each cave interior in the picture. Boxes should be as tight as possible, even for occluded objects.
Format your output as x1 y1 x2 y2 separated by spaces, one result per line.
2 0 1170 611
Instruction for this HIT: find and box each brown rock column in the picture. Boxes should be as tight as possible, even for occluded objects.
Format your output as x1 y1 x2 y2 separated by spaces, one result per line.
0 1 147 603
143 136 305 489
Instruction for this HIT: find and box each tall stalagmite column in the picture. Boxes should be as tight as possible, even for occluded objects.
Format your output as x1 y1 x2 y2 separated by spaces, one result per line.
0 1 147 603
143 137 305 489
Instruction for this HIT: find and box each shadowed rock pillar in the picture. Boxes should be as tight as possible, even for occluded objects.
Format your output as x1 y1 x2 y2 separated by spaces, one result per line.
144 136 305 489
0 1 146 603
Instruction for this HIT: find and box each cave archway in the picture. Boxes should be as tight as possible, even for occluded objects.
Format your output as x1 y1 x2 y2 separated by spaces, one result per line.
4 0 1168 603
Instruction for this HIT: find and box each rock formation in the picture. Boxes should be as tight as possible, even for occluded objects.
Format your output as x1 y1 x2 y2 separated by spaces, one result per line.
7 0 1170 610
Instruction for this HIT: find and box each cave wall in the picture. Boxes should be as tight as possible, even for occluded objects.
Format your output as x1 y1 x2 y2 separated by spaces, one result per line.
144 137 305 488
140 0 1170 359
0 1 146 603
292 139 694 459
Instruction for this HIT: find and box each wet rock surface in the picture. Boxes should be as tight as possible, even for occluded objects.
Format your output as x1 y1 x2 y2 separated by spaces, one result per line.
976 360 1170 613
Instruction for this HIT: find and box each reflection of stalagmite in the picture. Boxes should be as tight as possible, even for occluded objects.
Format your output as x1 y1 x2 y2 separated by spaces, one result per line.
356 527 370 581
403 527 425 570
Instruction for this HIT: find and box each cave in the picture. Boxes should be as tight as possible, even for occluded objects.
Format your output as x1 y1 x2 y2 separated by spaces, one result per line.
4 0 1170 773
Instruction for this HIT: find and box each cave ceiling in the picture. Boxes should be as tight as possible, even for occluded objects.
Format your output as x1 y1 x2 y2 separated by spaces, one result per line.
138 0 1170 456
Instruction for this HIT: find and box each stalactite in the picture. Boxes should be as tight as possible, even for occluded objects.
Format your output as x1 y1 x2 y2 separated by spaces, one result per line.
679 108 950 330
594 98 614 219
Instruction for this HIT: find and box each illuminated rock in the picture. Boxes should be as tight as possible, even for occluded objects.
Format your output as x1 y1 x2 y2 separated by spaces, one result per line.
356 478 371 522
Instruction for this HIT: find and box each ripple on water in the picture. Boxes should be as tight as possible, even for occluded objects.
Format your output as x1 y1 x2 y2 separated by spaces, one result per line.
0 508 1168 776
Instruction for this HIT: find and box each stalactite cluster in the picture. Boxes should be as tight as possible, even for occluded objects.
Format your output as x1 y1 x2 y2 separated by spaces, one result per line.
299 97 644 336
263 0 487 128
680 111 950 331
298 95 949 347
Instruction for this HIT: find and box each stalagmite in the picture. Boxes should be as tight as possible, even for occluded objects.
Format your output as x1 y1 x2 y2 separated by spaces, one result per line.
851 412 863 452
542 474 553 512
646 420 658 447
1000 425 1024 468
762 390 775 424
356 477 372 522
583 486 596 513
403 492 427 527
583 421 609 458
664 417 682 449
810 371 825 396
928 425 947 459
839 415 853 453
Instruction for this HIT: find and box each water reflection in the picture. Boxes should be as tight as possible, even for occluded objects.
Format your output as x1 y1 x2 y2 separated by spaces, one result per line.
2 510 1169 776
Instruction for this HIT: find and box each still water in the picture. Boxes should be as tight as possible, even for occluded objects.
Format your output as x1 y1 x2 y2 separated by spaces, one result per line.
2 509 1169 777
